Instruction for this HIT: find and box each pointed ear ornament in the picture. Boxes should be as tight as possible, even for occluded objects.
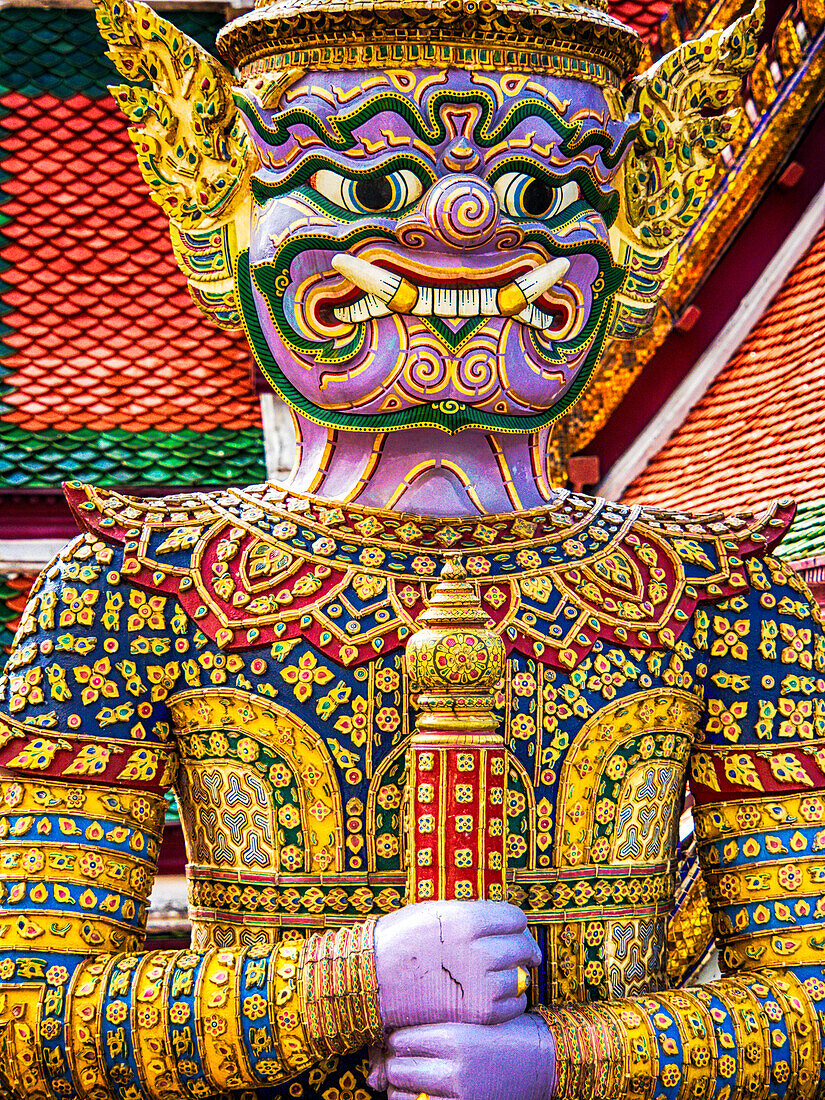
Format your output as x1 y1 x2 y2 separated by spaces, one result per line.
93 0 257 329
609 0 764 339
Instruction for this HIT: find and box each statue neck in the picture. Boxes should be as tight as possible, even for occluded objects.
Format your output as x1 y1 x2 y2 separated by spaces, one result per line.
282 412 560 517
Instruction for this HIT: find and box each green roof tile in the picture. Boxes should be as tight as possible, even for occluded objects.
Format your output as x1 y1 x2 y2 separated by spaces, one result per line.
0 424 266 488
781 498 825 561
0 7 225 97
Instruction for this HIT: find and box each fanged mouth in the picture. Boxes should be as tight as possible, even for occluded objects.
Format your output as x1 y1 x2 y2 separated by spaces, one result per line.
328 254 581 337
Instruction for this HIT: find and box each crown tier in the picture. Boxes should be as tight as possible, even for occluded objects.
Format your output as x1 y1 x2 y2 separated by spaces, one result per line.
217 0 641 85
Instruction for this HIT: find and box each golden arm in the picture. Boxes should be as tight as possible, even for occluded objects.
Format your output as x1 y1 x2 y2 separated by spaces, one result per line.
538 558 825 1100
0 537 381 1100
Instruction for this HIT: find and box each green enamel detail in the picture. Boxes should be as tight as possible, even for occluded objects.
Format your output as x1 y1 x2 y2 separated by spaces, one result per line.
0 6 224 97
0 424 266 488
235 87 635 169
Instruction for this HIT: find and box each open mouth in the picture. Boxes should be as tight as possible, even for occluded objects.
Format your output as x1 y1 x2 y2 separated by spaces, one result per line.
325 254 583 338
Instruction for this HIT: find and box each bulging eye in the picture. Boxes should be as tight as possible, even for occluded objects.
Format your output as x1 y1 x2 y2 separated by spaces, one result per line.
310 169 424 214
494 173 581 220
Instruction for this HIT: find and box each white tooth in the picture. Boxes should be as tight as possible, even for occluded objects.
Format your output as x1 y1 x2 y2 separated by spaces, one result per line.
514 258 571 304
333 304 353 323
349 298 373 322
331 254 403 304
413 286 433 316
458 288 479 317
433 286 452 316
365 294 392 318
479 287 498 315
515 303 557 329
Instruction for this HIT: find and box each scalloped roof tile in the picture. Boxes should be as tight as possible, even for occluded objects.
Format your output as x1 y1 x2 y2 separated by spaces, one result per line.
622 224 825 518
0 7 266 489
779 498 825 561
609 0 672 39
0 88 260 434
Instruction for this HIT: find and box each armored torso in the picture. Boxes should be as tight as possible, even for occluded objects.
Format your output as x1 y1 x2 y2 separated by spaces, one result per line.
0 482 792 1010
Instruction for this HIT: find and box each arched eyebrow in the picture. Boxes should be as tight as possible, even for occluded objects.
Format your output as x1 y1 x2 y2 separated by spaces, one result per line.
241 88 580 147
235 86 637 171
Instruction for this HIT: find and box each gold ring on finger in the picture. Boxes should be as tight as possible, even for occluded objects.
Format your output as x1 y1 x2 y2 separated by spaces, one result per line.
517 965 531 997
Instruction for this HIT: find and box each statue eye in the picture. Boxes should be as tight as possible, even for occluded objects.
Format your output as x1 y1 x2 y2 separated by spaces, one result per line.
494 173 581 220
310 169 424 214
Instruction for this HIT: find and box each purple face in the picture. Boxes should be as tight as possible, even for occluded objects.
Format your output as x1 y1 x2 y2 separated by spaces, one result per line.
234 69 633 435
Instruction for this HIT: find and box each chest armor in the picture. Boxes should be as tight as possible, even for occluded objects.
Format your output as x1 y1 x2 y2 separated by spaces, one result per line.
170 670 700 1005
65 480 791 1005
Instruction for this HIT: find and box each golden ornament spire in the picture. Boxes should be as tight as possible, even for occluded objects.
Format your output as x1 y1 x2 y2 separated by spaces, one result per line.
406 555 505 736
404 556 508 904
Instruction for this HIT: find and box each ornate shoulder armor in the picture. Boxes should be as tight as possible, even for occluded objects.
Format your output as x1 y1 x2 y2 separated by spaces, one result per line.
65 481 794 672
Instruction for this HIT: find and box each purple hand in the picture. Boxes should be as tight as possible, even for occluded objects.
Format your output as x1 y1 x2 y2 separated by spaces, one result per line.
370 1015 557 1100
374 901 541 1029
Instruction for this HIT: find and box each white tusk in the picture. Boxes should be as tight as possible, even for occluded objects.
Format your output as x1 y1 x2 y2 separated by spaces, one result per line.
332 253 570 321
332 254 401 301
514 258 571 305
331 254 418 313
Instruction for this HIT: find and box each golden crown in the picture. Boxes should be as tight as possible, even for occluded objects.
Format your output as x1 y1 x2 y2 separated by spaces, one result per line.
216 0 642 87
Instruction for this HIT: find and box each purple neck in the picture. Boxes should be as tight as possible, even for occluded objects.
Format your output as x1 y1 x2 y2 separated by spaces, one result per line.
283 412 560 517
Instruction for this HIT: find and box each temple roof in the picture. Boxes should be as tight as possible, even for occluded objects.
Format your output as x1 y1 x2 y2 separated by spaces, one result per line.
609 0 672 40
621 222 825 517
550 0 825 478
0 6 266 490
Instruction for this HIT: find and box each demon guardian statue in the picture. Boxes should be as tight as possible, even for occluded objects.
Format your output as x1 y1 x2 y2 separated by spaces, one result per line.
2 3 822 1100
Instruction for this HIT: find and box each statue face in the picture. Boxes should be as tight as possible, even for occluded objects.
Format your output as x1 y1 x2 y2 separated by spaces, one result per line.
236 69 633 434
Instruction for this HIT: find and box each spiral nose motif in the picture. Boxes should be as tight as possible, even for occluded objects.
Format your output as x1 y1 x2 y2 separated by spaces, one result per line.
421 175 500 249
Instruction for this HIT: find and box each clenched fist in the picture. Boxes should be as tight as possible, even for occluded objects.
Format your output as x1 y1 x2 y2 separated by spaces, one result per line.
374 900 541 1029
370 1015 556 1100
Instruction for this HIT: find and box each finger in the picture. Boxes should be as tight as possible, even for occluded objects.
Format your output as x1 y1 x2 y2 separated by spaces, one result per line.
486 991 528 1024
368 1045 389 1090
386 1054 454 1097
525 928 543 967
484 970 531 1022
476 932 541 973
368 1065 389 1090
388 1024 462 1059
470 901 528 936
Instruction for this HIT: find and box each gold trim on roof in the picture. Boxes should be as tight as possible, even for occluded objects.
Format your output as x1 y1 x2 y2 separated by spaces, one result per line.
216 0 642 79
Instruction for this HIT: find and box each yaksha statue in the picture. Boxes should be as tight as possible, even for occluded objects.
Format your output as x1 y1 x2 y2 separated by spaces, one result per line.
3 0 825 1098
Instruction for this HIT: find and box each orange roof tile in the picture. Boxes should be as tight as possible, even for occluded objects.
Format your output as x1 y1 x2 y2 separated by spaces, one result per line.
0 89 261 434
621 223 825 513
